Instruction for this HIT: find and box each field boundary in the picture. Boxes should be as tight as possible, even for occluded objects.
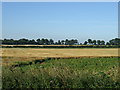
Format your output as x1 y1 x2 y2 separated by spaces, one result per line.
2 56 119 59
1 45 120 48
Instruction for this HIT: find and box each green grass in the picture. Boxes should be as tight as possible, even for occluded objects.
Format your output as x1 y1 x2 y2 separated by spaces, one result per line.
2 57 120 89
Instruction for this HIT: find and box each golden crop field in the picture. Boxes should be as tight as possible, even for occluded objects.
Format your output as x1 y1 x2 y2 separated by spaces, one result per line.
1 48 119 57
1 48 119 65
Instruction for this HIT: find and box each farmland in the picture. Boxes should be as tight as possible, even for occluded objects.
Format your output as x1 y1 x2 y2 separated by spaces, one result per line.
2 48 118 58
2 2 119 89
1 48 118 65
1 48 120 88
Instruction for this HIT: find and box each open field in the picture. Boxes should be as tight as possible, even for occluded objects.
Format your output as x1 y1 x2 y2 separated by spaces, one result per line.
1 48 120 88
1 48 118 58
1 48 118 65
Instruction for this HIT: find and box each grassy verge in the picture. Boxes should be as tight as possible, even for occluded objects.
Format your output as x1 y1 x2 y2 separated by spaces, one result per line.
2 57 120 88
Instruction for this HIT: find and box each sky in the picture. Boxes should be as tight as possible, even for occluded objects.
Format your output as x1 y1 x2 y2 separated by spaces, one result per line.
0 2 2 39
2 2 118 43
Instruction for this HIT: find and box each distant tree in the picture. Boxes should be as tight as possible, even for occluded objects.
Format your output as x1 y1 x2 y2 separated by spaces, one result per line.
69 39 75 45
58 40 61 45
65 39 69 45
84 41 88 45
18 38 29 44
88 39 92 45
36 39 41 45
64 39 79 45
114 38 120 45
49 39 54 45
97 40 101 45
106 42 110 45
109 40 114 45
101 40 105 45
29 39 36 44
0 39 2 45
2 38 119 46
74 39 79 45
61 40 65 45
92 40 96 45
44 39 49 45
2 39 14 44
109 38 120 45
40 38 45 45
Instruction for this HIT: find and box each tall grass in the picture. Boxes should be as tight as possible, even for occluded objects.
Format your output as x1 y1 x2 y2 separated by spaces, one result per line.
2 57 120 89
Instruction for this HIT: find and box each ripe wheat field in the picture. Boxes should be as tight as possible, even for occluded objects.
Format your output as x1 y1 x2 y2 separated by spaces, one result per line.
1 48 118 57
1 48 118 65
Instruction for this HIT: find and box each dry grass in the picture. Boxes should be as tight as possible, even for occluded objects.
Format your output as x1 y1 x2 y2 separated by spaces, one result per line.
1 48 118 65
1 48 118 58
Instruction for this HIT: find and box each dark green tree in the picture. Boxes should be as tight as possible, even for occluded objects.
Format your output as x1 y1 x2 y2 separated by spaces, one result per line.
101 40 105 45
84 41 88 45
58 40 61 45
29 39 36 44
61 40 65 45
106 42 110 45
65 39 69 45
49 39 54 45
92 40 96 45
36 39 41 45
97 40 101 45
88 39 92 45
44 39 49 45
18 38 29 44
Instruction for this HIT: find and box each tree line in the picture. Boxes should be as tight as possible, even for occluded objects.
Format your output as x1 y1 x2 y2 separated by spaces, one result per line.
0 38 120 45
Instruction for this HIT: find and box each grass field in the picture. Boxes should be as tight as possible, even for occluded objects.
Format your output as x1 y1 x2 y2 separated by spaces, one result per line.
2 57 120 88
1 48 120 88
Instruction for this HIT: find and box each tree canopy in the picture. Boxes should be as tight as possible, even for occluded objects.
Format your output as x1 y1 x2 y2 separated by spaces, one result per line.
1 38 120 45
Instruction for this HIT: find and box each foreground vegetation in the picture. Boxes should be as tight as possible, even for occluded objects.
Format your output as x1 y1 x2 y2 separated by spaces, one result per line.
2 57 120 89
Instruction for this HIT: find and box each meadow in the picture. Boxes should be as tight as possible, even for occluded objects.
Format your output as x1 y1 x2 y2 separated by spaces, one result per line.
1 48 120 88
